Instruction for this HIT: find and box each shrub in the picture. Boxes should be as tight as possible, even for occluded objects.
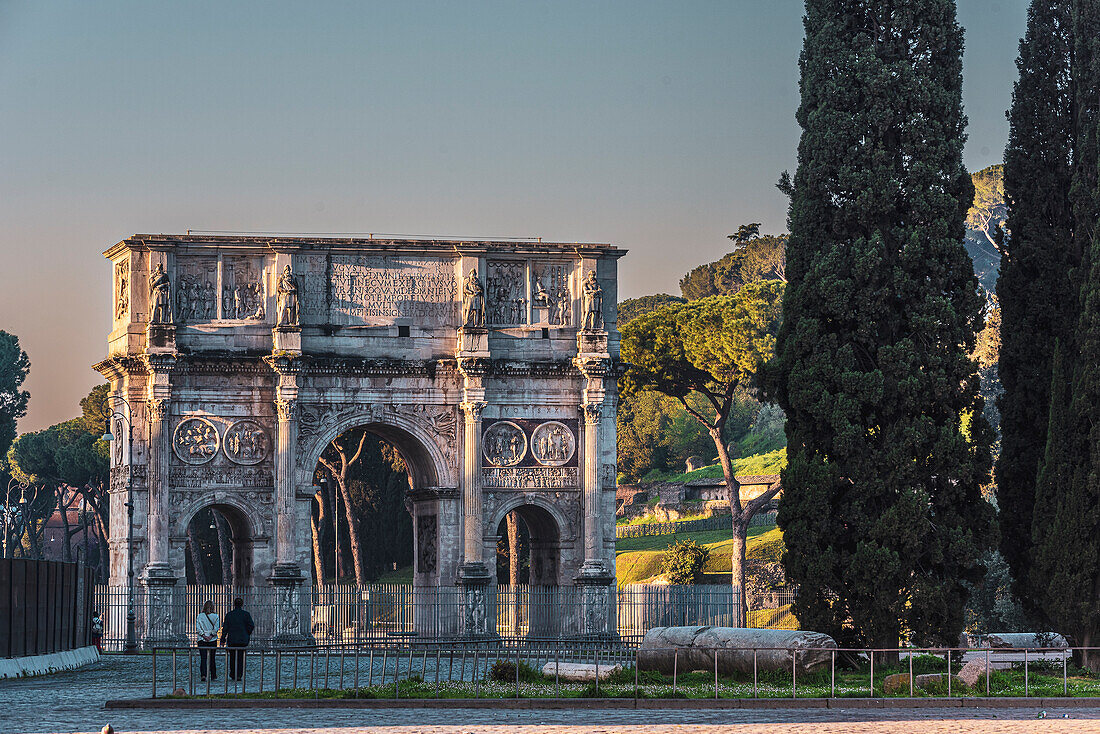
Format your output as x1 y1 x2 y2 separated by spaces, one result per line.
489 659 544 683
661 539 711 584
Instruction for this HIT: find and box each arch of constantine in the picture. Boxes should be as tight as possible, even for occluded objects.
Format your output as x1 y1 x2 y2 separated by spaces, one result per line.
95 234 624 644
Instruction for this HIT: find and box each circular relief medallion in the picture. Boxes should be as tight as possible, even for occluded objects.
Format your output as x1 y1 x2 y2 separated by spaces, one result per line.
482 420 527 467
530 421 576 466
223 419 269 465
172 417 220 465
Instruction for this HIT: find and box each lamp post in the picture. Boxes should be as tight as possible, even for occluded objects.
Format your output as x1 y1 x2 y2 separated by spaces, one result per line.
3 478 35 559
102 395 137 653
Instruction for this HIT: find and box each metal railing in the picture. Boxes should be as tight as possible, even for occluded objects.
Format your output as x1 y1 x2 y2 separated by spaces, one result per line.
142 643 1085 701
616 512 777 538
94 583 798 651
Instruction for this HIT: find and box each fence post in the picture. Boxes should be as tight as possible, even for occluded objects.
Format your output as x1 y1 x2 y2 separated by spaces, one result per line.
1064 647 1068 697
259 650 265 695
869 650 873 697
435 645 441 698
986 648 990 696
556 646 561 697
151 648 157 699
909 649 914 697
515 644 520 699
792 647 796 699
673 648 678 695
753 648 758 698
634 648 639 702
947 649 951 697
595 646 600 696
714 648 719 699
830 649 835 698
1024 648 1029 697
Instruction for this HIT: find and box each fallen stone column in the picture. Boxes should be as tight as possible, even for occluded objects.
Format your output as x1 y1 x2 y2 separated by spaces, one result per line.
637 626 837 676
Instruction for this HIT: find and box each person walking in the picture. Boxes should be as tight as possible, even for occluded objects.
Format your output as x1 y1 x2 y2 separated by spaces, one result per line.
90 610 103 654
195 600 220 681
220 597 254 681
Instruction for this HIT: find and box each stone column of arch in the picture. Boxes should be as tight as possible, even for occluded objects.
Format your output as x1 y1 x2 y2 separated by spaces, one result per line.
141 393 185 648
269 346 309 646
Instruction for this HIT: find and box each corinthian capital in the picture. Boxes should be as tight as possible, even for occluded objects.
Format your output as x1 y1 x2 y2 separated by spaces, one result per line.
582 403 602 425
275 398 298 422
461 401 487 422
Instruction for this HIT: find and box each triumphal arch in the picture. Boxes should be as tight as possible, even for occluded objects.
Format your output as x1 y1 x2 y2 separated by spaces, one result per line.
96 234 624 644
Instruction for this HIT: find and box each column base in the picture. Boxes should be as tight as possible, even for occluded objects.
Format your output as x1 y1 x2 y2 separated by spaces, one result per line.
575 560 616 640
270 566 311 647
272 326 302 352
458 562 497 639
140 568 188 649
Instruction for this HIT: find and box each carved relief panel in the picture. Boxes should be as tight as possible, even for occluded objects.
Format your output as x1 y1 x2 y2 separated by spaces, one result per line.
114 259 129 322
223 419 269 465
530 262 572 326
481 418 579 489
169 414 274 489
175 257 218 323
486 261 527 326
416 514 438 574
221 256 267 321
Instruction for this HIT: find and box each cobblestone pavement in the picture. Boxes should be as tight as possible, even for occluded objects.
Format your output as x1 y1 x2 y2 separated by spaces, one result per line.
3 656 1100 734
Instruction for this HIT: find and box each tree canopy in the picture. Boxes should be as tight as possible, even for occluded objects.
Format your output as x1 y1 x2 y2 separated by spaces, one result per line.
622 279 784 622
679 233 787 301
0 331 30 464
770 0 994 648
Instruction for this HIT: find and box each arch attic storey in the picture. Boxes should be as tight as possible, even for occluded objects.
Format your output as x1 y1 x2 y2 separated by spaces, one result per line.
95 234 625 644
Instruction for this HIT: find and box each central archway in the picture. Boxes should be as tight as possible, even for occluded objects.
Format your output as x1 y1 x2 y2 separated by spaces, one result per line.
297 406 459 589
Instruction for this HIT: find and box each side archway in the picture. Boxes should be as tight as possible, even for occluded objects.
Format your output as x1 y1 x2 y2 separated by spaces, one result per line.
175 497 263 586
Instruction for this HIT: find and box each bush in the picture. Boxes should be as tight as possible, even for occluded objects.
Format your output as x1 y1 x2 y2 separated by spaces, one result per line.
489 659 544 683
661 539 711 584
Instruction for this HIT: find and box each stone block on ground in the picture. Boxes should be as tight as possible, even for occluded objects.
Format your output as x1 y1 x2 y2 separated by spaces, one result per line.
882 673 910 695
540 662 622 682
957 658 992 688
913 673 965 692
638 626 836 676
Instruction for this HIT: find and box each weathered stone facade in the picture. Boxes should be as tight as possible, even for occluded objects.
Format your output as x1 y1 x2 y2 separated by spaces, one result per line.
96 234 624 642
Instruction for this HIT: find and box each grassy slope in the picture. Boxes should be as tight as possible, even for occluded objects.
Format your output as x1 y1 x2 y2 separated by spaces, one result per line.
615 526 785 586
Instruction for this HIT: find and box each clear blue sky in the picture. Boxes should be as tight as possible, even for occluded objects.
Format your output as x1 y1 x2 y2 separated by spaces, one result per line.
0 0 1029 431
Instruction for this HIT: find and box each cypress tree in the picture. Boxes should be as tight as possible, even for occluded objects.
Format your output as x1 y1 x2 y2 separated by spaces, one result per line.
996 0 1076 620
1029 0 1100 670
771 0 994 648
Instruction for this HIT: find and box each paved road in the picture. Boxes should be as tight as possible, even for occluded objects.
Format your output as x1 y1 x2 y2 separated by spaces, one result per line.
2 656 1100 734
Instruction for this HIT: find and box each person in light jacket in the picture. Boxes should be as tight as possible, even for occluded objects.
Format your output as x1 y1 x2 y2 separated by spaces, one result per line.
220 597 255 681
195 600 220 681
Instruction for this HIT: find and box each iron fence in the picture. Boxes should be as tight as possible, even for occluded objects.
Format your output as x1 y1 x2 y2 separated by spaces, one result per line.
142 642 1083 701
616 512 777 539
93 582 797 651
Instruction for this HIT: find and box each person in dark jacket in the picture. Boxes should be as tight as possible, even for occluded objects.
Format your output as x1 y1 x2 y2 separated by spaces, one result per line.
220 597 255 681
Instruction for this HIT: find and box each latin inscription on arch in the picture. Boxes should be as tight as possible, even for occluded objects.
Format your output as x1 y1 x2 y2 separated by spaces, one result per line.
301 254 458 325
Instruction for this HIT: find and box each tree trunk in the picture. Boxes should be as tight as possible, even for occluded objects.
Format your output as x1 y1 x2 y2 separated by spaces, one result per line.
336 477 367 585
58 489 74 562
507 511 521 634
213 511 233 586
186 524 208 585
311 494 325 585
